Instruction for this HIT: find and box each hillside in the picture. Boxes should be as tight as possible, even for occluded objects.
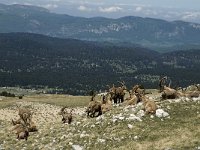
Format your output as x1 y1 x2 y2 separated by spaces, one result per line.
0 33 200 94
1 4 200 50
0 92 200 149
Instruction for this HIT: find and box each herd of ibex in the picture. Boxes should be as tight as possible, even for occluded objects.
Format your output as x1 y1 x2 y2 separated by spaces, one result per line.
11 107 38 141
9 76 200 141
86 77 200 117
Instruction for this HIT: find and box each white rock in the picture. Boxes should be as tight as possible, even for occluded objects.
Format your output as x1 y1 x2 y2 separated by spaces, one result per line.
112 118 117 123
118 116 125 120
72 145 83 150
134 136 138 140
128 124 133 129
136 110 145 118
91 124 95 128
97 138 106 143
80 133 89 138
76 122 81 125
156 109 169 118
60 135 67 140
126 114 142 122
174 99 181 103
193 97 200 102
150 115 154 119
185 97 190 101
96 115 104 121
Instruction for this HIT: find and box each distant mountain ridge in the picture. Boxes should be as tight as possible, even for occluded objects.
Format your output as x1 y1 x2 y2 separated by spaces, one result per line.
0 33 200 94
1 3 200 51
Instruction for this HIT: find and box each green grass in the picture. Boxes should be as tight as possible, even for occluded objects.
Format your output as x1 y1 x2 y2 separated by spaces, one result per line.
0 94 200 150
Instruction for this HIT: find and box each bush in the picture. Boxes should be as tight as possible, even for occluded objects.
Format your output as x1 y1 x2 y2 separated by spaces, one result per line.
0 91 15 97
18 96 23 99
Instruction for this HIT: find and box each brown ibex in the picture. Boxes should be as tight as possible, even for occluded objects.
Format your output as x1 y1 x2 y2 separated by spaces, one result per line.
13 106 37 132
179 84 200 98
17 107 33 125
159 76 168 92
161 86 178 99
108 81 127 104
138 94 157 114
11 123 29 141
132 84 145 95
59 106 74 124
101 94 112 113
124 91 140 105
86 94 102 117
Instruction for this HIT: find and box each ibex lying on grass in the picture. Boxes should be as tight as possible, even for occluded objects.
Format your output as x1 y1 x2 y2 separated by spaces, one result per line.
101 94 112 113
86 95 102 117
124 91 140 105
138 94 157 114
11 123 29 141
161 86 178 99
27 120 38 132
58 107 74 124
12 107 37 132
178 84 200 98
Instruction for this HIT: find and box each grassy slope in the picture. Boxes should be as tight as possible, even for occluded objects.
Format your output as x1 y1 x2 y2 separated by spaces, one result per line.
0 94 200 150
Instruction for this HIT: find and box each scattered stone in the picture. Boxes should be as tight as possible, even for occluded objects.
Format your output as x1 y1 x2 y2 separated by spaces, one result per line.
96 115 104 122
97 138 106 143
134 136 138 140
90 124 95 128
136 110 145 118
72 145 83 150
156 109 169 118
127 124 133 129
60 135 67 140
126 114 142 122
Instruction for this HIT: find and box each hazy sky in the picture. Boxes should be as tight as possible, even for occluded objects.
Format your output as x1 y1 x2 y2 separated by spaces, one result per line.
1 0 200 23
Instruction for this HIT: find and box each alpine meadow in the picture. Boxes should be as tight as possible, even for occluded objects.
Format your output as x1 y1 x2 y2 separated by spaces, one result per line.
0 2 200 150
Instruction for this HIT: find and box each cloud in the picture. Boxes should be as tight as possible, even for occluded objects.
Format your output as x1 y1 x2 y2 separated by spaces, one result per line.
42 4 58 9
99 6 123 13
181 12 200 20
78 5 92 12
135 6 143 12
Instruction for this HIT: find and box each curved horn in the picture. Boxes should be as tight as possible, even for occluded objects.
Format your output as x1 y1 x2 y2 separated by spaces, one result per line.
117 81 124 86
106 85 111 89
61 106 67 112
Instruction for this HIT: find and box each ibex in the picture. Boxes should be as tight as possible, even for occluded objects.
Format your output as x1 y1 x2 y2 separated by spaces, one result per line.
13 106 37 132
101 94 112 113
86 94 102 117
159 76 168 92
132 84 145 95
161 86 178 99
59 107 74 124
124 91 139 105
18 107 33 125
108 81 127 104
178 84 200 98
138 94 157 114
11 122 29 141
